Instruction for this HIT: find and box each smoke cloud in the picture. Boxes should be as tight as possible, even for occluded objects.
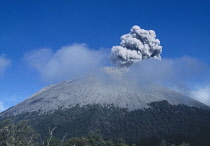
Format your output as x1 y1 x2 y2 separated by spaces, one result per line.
0 55 11 76
110 25 162 67
24 43 108 82
127 56 210 105
129 56 209 84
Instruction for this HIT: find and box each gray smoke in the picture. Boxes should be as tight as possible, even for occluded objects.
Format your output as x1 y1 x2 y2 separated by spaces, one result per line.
110 25 162 67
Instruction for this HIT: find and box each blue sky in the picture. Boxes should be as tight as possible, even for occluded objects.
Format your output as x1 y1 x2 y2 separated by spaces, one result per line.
0 0 210 110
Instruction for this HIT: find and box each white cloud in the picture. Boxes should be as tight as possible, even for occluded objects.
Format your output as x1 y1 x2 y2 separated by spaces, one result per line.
24 43 108 82
0 55 11 76
0 101 7 112
127 56 210 105
190 86 210 106
129 56 210 85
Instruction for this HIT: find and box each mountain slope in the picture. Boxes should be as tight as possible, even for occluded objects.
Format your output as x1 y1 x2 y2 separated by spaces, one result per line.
1 67 208 117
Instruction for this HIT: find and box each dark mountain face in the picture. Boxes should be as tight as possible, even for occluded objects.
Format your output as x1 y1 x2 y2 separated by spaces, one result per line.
1 67 210 145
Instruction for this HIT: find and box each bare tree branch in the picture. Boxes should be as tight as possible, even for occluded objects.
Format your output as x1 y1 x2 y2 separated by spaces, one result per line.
27 135 33 146
47 127 56 146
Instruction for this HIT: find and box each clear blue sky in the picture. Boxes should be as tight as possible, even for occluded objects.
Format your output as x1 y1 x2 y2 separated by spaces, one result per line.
0 0 210 110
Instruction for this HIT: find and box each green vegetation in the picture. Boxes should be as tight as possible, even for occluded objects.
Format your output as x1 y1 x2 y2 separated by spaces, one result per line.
0 119 191 146
159 139 190 146
1 101 210 145
0 119 38 146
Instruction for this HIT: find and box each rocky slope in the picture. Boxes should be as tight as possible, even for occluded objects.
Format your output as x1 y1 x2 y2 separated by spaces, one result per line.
1 67 208 117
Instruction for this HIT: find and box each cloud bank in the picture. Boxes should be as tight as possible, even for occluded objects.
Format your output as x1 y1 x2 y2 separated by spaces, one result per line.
110 25 162 67
24 44 108 82
0 101 7 112
190 86 210 106
128 56 210 105
0 55 11 76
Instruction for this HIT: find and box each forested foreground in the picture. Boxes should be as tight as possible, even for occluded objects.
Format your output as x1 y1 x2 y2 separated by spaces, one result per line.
1 101 210 145
0 119 190 146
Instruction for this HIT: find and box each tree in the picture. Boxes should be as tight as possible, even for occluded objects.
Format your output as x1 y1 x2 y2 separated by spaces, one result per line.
0 119 39 146
64 137 90 146
159 139 190 146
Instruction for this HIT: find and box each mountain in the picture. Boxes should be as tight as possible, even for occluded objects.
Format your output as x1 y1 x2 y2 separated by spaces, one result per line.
1 67 210 145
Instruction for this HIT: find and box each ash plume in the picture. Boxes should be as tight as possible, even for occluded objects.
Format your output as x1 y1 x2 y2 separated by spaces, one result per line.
110 25 162 67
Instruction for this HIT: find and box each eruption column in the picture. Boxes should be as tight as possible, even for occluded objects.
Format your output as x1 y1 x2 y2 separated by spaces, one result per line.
110 25 162 67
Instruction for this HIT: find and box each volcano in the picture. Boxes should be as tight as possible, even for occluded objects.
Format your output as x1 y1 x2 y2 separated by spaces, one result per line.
1 67 210 145
1 25 210 145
